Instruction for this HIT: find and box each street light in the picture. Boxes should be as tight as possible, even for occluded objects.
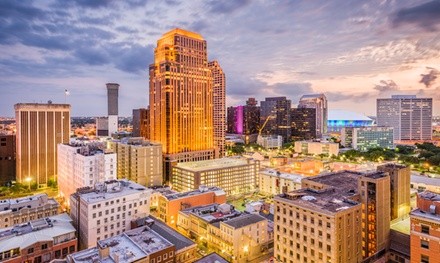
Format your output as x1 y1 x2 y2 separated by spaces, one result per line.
25 177 32 190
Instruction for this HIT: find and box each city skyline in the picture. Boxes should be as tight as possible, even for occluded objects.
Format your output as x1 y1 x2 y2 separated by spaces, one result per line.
1 0 439 117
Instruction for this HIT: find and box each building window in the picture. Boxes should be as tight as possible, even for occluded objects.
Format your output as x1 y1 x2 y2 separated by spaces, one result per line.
28 248 34 254
41 243 48 250
421 225 429 234
421 255 429 263
421 240 429 249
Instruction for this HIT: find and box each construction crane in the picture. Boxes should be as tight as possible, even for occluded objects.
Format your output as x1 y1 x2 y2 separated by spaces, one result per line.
257 113 276 146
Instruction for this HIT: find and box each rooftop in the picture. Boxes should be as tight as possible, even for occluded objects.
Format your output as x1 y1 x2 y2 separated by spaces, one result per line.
194 253 229 263
411 175 440 187
116 137 161 147
276 171 366 214
223 213 266 229
71 180 150 204
161 28 204 40
70 226 174 263
174 157 254 172
0 213 75 253
260 169 304 184
296 140 339 145
146 216 195 251
164 186 225 201
328 109 372 121
181 203 242 224
300 94 325 100
0 193 58 214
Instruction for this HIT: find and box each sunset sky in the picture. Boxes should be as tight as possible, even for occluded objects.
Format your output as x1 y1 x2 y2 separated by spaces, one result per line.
0 0 439 117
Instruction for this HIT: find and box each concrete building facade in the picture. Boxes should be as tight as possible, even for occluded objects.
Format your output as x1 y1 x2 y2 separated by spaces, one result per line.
209 60 226 158
106 83 119 136
0 193 59 228
377 95 432 141
291 107 317 140
341 126 394 151
109 137 163 186
15 103 70 187
132 108 149 138
69 179 152 249
57 142 117 207
294 140 339 156
172 157 259 196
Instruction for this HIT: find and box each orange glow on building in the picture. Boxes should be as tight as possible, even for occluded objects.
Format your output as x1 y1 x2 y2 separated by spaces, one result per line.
149 28 215 180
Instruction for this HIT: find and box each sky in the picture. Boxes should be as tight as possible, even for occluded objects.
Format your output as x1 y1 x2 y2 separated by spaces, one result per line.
0 0 439 117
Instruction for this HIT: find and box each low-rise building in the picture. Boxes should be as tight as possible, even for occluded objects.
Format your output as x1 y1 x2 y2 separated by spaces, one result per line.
0 193 59 228
58 141 117 207
258 169 304 196
411 174 440 194
195 253 229 263
257 135 283 149
157 186 226 228
341 126 394 151
69 179 152 249
410 191 440 263
109 137 163 186
67 216 196 263
294 140 339 156
172 157 259 196
178 203 272 263
0 213 77 262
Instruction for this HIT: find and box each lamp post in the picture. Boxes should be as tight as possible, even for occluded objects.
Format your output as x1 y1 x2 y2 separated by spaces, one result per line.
25 177 32 190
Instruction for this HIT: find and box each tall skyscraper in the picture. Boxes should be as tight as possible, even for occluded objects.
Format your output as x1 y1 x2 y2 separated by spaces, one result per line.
149 28 215 181
245 97 260 135
0 134 16 185
291 107 317 140
298 94 328 138
208 60 226 158
107 83 119 136
377 95 432 141
132 108 149 138
15 103 70 187
260 97 291 142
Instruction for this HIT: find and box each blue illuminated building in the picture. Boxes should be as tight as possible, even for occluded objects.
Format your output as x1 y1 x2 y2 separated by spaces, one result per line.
327 109 373 132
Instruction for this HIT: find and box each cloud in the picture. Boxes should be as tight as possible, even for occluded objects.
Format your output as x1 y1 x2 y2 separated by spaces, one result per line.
420 67 439 88
373 79 399 92
206 0 251 14
393 1 440 31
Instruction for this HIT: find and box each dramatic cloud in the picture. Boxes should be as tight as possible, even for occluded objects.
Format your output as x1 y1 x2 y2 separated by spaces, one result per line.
0 0 439 116
393 0 440 31
420 67 439 88
373 80 399 92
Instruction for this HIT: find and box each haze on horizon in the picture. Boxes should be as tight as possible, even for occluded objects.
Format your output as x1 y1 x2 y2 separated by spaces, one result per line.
0 0 439 117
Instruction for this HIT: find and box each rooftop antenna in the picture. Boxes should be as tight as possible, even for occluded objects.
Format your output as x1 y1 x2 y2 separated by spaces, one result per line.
64 89 70 104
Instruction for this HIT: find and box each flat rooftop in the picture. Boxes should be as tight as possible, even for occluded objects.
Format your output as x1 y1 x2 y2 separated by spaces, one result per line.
260 169 305 184
72 180 149 204
276 171 367 214
174 157 253 172
69 225 174 263
0 213 75 253
0 193 58 214
194 253 229 263
181 204 242 224
411 175 440 187
164 186 225 201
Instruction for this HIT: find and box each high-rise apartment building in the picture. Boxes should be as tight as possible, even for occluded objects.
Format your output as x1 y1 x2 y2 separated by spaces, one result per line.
245 98 260 135
208 60 226 158
410 191 440 263
57 141 117 206
260 97 291 142
341 126 394 151
149 28 215 181
109 137 163 186
0 134 16 185
132 108 149 138
377 163 411 221
107 83 119 136
15 103 70 187
298 94 328 138
377 95 432 141
291 107 317 140
69 179 151 249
